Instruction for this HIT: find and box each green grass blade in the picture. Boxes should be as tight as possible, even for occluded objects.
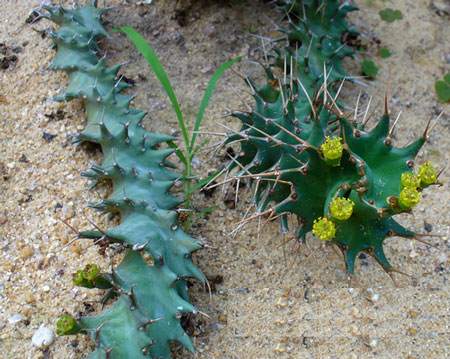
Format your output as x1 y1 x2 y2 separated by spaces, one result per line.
189 56 242 154
187 169 223 195
167 140 187 166
115 26 189 147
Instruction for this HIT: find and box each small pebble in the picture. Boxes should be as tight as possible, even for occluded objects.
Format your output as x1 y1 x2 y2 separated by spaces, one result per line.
350 324 361 335
200 65 213 74
312 279 324 288
153 102 166 110
371 293 379 302
32 325 55 349
42 132 57 143
351 308 362 318
423 221 433 232
409 310 420 318
369 338 378 348
204 25 216 37
20 246 33 259
24 292 35 303
192 156 201 169
8 313 23 324
0 213 7 224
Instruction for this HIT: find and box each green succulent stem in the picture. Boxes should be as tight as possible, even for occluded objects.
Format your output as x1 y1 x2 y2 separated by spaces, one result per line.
40 3 204 358
227 0 437 275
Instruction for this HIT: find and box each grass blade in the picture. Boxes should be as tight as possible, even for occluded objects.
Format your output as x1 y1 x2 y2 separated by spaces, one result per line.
190 56 242 154
167 140 187 166
115 26 189 147
187 170 223 194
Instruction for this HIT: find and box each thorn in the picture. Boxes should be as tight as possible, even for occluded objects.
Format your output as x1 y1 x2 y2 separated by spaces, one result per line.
196 309 211 319
260 36 269 67
354 91 362 123
385 68 392 116
423 111 443 140
132 238 152 251
57 217 78 234
59 235 81 251
296 77 316 119
390 231 440 249
388 110 403 137
388 267 414 279
334 77 346 103
361 96 373 126
190 130 228 137
142 317 164 329
278 78 288 114
103 344 116 358
229 83 252 112
83 215 108 236
322 62 328 105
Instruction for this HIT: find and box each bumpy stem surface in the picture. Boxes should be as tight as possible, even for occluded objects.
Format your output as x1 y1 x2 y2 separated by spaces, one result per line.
40 3 204 358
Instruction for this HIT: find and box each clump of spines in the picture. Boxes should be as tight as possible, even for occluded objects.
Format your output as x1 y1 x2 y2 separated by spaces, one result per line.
39 2 204 358
227 0 440 277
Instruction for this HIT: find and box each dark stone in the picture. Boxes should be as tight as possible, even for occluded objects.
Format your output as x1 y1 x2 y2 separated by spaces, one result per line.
42 132 57 142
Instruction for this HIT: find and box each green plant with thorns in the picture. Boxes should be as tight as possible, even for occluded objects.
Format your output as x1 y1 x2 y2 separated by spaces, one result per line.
33 0 444 358
36 2 228 358
220 0 442 280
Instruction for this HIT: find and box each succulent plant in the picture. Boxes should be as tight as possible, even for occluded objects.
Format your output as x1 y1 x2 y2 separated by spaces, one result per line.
39 2 204 358
226 0 440 278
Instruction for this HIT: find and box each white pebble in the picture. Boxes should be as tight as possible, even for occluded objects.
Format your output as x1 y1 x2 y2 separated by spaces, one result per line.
8 313 23 324
32 325 55 349
371 293 379 302
369 338 378 348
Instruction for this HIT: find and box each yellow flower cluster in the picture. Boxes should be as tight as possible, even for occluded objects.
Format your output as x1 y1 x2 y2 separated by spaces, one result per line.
398 187 421 209
418 162 437 187
330 197 355 221
313 217 336 241
398 162 437 209
321 136 343 161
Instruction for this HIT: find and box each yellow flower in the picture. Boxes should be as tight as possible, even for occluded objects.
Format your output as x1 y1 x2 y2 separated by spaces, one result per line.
321 136 343 163
398 187 420 209
401 172 420 189
330 197 355 221
313 217 336 240
418 162 437 187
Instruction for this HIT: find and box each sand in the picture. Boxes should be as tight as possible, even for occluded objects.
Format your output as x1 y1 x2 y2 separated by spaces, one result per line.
0 0 448 358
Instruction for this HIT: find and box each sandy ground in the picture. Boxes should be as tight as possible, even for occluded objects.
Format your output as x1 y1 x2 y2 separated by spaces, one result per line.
0 0 449 358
